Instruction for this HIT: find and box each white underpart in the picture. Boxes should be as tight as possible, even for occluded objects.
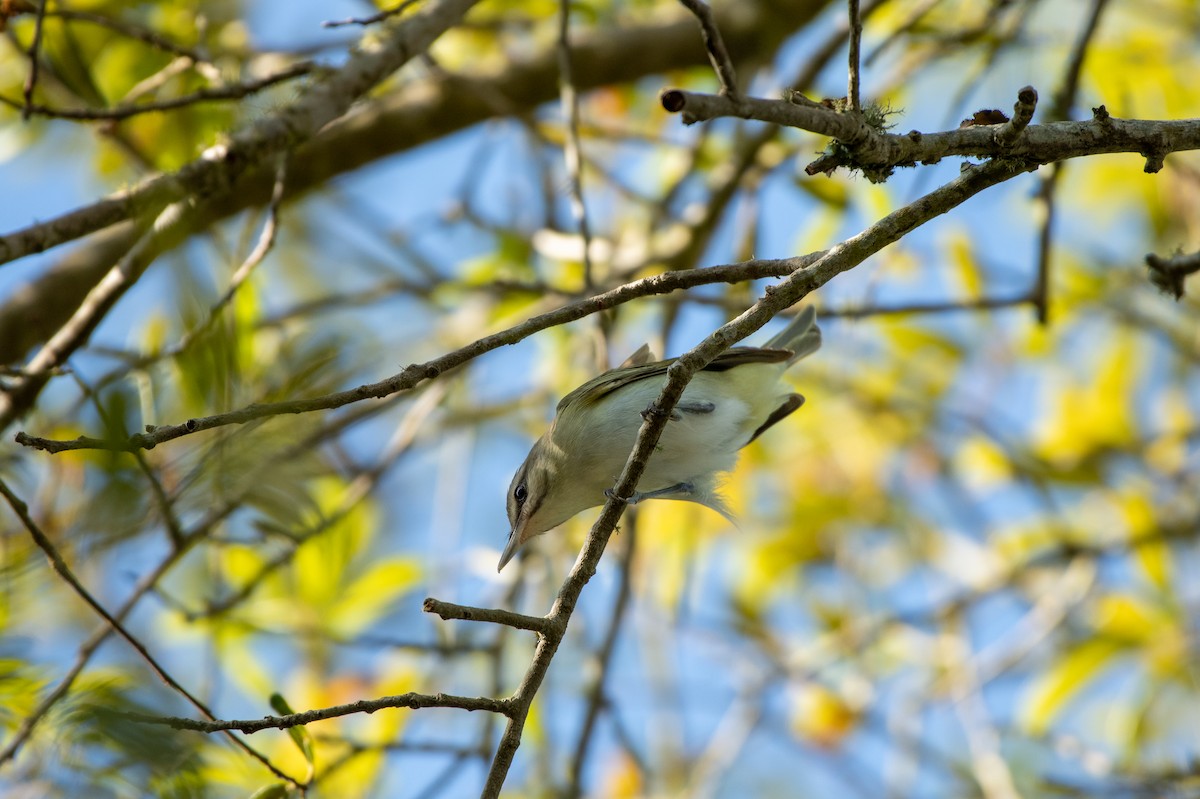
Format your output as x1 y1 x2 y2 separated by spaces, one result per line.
561 361 789 507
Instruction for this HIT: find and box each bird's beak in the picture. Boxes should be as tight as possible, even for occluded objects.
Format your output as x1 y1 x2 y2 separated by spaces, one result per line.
497 529 522 572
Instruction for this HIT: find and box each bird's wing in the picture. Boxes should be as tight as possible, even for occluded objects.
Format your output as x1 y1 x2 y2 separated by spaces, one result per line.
556 347 792 413
618 343 656 368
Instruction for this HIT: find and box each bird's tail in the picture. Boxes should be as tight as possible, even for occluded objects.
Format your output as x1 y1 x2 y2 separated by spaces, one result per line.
765 305 822 364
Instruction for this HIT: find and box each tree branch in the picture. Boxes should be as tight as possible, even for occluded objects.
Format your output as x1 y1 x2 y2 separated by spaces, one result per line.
423 598 553 635
0 0 826 365
678 0 739 100
846 0 861 111
20 0 48 120
0 478 298 785
0 0 482 268
660 87 1200 175
1145 248 1200 300
0 62 314 121
125 691 513 733
13 255 821 452
477 156 1037 797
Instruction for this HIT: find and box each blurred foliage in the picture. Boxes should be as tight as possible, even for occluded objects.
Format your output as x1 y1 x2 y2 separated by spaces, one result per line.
2 0 1200 797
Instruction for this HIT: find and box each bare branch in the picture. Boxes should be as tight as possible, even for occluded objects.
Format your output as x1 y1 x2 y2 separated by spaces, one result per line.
0 62 314 121
846 0 861 111
125 691 513 733
0 478 299 786
1145 248 1200 300
660 86 1200 176
323 0 422 28
14 254 821 452
0 0 482 268
993 85 1038 146
20 0 48 120
557 0 594 287
478 156 1037 797
423 598 552 635
678 0 739 100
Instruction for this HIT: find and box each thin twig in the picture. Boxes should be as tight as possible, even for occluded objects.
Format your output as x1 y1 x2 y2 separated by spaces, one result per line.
423 598 552 635
0 0 481 269
21 0 48 120
1145 248 1200 300
0 478 300 787
566 517 638 797
323 0 422 28
1031 0 1112 324
41 8 209 62
0 201 190 430
477 157 1036 799
557 0 595 288
678 0 739 100
168 155 288 357
2 62 314 121
14 254 825 453
124 691 512 733
847 0 862 111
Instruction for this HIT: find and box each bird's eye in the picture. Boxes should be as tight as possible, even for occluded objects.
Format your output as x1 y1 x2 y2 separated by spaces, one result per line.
514 483 528 504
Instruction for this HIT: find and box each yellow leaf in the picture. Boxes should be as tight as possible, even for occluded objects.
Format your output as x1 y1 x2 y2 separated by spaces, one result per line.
1092 594 1161 643
597 751 644 799
328 558 422 637
954 435 1012 490
222 543 267 586
946 229 983 299
789 682 858 748
1117 491 1171 590
1021 638 1123 735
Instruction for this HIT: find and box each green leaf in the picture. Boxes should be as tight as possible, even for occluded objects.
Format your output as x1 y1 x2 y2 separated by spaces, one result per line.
269 693 315 773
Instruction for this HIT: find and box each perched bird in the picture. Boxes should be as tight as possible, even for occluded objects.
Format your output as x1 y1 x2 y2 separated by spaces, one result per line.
499 306 822 571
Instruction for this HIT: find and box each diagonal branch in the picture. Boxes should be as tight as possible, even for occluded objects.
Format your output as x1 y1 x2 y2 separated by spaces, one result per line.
1 61 315 121
14 255 824 452
0 0 482 268
477 156 1037 797
0 478 299 786
0 200 192 429
0 0 826 366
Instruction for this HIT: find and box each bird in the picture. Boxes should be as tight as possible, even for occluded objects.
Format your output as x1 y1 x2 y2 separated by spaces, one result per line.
498 306 821 571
